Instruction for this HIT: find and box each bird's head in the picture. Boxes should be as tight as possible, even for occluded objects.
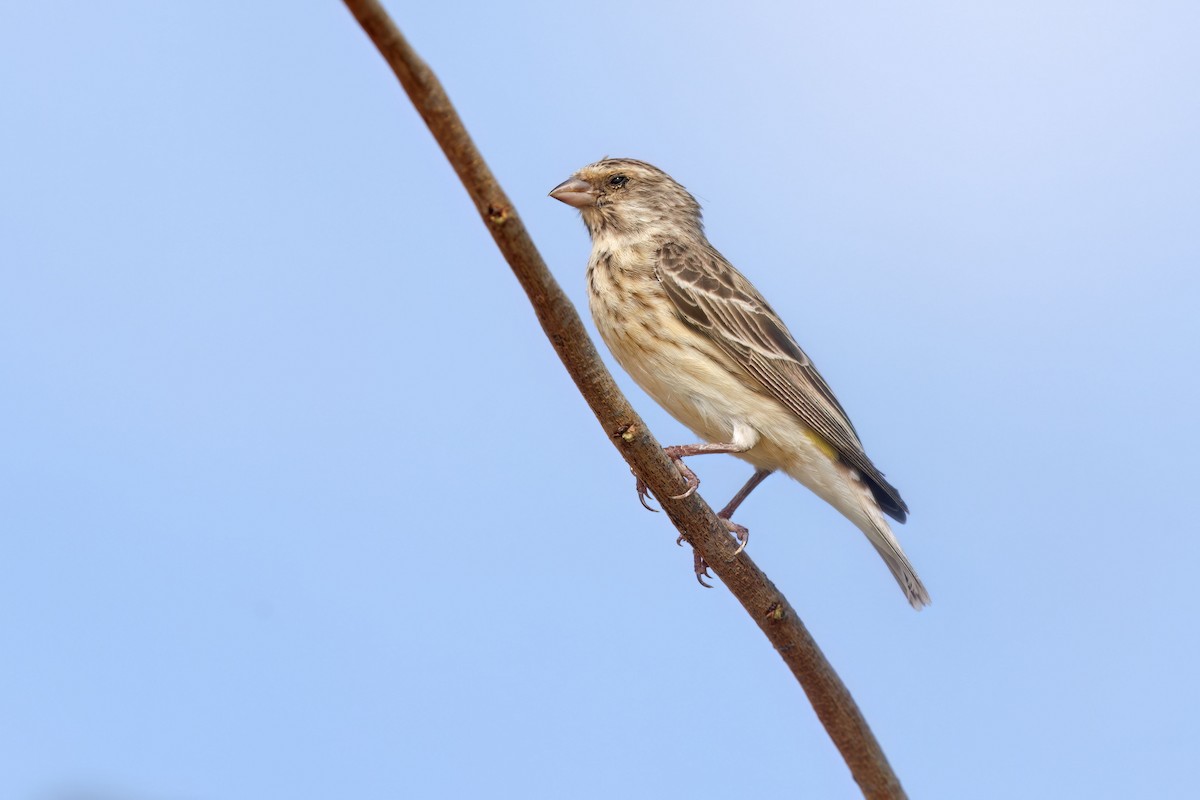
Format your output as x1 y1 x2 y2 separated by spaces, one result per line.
549 158 702 238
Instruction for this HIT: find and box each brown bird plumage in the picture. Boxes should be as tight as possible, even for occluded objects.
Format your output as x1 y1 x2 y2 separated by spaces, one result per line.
551 158 929 608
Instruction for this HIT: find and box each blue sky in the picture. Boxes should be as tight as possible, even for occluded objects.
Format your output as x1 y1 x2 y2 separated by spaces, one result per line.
2 2 1198 798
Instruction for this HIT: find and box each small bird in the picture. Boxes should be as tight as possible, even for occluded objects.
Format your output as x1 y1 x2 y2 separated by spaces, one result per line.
550 158 930 609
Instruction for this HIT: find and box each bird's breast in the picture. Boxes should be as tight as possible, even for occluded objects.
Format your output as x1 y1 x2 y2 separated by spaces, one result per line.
584 245 835 478
586 245 761 444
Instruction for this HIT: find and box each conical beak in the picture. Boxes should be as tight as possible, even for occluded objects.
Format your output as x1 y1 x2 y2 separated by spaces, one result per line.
548 177 596 208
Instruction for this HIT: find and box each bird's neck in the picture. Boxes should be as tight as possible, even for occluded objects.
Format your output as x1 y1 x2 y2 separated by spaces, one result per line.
584 207 703 245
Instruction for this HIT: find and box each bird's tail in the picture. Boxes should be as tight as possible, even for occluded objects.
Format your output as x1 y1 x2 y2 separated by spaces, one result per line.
840 462 931 609
782 456 931 608
837 468 931 608
862 514 931 610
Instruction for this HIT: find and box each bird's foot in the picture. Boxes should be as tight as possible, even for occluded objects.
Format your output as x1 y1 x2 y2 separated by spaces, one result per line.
721 516 750 556
634 472 659 512
675 517 747 586
632 449 702 508
693 549 713 588
676 533 715 588
661 447 700 499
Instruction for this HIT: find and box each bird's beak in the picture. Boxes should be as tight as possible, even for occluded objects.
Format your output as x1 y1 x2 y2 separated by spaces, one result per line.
548 177 596 208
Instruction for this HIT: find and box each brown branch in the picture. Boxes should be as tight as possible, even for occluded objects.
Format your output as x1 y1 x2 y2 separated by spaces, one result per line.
340 2 908 797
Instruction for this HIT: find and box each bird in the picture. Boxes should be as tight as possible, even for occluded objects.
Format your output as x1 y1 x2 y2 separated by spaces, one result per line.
549 158 930 609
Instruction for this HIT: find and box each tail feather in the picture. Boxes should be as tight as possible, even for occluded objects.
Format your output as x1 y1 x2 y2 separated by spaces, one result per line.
789 459 931 609
848 465 931 609
864 520 931 610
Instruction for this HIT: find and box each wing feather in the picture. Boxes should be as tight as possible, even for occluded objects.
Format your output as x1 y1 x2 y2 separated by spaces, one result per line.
656 241 908 521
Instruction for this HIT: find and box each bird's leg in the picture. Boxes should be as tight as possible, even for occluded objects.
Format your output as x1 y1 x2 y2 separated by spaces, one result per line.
635 441 751 508
661 442 750 499
716 468 772 555
677 468 773 584
631 442 761 586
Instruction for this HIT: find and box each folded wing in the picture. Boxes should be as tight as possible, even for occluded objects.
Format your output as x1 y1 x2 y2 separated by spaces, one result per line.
655 241 908 522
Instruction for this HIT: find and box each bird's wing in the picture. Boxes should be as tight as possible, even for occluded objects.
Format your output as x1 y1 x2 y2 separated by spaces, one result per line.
655 241 908 521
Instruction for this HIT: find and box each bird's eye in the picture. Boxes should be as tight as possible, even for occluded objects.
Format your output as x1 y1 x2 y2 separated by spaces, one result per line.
608 175 629 188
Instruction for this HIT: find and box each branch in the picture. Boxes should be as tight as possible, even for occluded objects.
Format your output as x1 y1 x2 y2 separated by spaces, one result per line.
340 2 908 797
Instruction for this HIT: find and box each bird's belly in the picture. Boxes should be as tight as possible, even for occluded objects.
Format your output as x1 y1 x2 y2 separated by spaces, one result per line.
591 288 785 459
590 285 854 513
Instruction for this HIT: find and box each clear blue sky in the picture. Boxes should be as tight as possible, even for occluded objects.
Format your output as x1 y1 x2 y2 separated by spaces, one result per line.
3 2 1198 798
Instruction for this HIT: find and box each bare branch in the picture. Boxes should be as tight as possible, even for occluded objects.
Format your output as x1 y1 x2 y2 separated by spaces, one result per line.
340 2 909 797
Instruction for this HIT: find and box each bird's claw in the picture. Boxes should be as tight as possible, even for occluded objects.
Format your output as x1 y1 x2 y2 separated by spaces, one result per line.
692 547 713 588
632 453 739 588
632 456 698 507
634 472 660 512
682 519 747 587
667 458 700 500
722 517 750 556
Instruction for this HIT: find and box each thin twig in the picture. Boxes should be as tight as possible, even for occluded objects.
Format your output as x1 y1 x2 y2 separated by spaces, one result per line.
340 2 908 797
